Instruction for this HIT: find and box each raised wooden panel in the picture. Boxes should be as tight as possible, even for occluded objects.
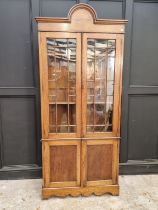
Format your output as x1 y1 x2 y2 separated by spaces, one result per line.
50 145 77 182
43 140 80 188
41 0 77 17
82 139 119 187
89 0 123 19
0 0 34 87
128 96 158 160
0 98 37 166
87 144 113 181
130 2 158 86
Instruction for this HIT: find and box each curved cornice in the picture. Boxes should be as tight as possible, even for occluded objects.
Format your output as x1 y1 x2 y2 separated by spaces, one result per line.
35 3 128 25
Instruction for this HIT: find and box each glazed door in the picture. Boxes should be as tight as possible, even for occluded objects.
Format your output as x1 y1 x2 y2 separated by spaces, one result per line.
82 33 123 138
39 32 81 139
81 33 123 187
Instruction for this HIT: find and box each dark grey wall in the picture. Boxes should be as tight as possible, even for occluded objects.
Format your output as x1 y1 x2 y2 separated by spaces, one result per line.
0 0 158 179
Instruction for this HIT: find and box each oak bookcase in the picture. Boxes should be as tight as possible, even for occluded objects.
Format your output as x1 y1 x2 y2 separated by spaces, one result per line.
36 3 127 198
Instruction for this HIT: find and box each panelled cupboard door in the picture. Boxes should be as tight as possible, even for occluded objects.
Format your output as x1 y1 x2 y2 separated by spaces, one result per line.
42 140 81 188
38 32 81 139
81 139 119 187
82 33 124 138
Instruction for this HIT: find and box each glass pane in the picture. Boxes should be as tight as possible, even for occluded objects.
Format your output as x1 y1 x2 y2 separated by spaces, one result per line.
57 126 68 133
57 104 68 125
69 48 76 61
87 59 94 80
69 96 76 103
69 87 76 95
70 126 76 132
87 104 94 125
87 126 93 132
96 39 108 48
87 81 94 103
108 40 115 48
95 48 106 57
69 104 76 125
87 48 95 80
56 39 67 47
48 57 55 80
94 126 106 132
108 48 115 56
107 81 114 96
107 57 115 81
47 38 77 133
68 39 76 48
87 39 95 47
56 89 68 102
96 58 107 79
87 81 94 89
95 104 105 125
49 105 56 132
95 88 105 102
47 38 56 46
86 39 116 132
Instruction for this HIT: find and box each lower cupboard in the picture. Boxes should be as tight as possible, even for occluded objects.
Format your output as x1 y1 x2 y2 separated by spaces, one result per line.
42 139 119 198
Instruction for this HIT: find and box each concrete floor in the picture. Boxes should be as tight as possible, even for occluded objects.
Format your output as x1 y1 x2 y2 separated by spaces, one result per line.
0 175 158 210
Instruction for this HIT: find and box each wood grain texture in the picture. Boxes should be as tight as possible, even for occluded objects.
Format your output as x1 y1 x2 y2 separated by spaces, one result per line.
38 33 49 138
50 145 77 182
112 34 124 136
87 144 113 181
42 140 80 188
83 139 119 187
42 185 119 199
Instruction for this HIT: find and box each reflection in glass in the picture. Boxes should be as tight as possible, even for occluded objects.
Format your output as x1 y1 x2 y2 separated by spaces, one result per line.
55 39 67 47
69 104 76 125
49 105 56 132
107 81 114 96
68 39 76 48
108 40 115 48
95 88 105 102
87 48 94 80
108 48 115 56
95 104 105 125
96 39 108 48
87 104 94 125
47 38 77 133
87 39 95 47
86 38 116 132
107 57 115 81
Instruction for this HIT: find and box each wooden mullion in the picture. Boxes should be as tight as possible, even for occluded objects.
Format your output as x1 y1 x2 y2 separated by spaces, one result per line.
104 40 108 129
38 32 49 138
67 39 70 133
81 33 87 137
93 40 96 132
54 45 58 134
76 33 82 137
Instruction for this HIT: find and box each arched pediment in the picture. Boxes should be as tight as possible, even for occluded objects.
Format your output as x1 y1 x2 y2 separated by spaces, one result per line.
68 3 97 24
